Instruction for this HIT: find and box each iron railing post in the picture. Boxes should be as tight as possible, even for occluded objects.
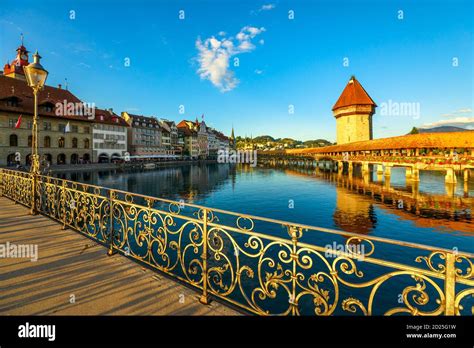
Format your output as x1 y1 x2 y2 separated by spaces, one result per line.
107 189 116 256
30 172 37 214
61 180 67 229
0 169 3 198
444 252 456 315
289 226 299 315
199 208 210 305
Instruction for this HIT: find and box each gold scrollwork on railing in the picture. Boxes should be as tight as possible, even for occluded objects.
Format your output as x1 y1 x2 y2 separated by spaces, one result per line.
0 168 472 316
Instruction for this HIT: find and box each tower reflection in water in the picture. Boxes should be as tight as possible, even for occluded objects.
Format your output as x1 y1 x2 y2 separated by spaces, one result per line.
57 162 473 239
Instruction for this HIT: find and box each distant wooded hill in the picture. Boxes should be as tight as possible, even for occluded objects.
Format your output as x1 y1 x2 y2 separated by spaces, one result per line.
408 126 471 134
235 135 332 149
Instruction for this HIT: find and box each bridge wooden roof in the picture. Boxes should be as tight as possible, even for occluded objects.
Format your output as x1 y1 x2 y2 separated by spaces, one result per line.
282 131 474 154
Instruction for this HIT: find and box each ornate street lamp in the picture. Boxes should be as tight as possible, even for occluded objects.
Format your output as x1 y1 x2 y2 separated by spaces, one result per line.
24 50 48 214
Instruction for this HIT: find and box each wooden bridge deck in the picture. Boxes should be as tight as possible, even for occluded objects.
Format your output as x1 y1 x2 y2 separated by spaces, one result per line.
0 197 238 315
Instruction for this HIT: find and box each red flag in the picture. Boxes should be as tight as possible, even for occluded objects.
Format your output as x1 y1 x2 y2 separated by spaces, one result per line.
15 115 22 129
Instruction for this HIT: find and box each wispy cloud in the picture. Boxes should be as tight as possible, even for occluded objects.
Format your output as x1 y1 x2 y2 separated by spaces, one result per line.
251 3 276 15
440 108 472 118
260 4 276 11
0 19 23 33
77 62 91 69
195 26 265 92
66 43 93 54
420 117 474 129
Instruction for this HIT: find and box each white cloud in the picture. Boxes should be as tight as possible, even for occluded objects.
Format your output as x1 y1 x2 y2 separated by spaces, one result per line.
419 117 474 129
455 108 472 114
440 108 472 118
251 4 276 14
255 69 263 75
261 4 276 11
195 26 265 92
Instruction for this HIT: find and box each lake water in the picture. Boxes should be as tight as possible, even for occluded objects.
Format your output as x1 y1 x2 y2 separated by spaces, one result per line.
58 163 474 253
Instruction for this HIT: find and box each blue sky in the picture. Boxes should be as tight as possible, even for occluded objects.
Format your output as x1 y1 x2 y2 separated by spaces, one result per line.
0 0 472 142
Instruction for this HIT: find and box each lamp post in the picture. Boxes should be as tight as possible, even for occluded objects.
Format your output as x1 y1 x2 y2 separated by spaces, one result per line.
24 50 48 214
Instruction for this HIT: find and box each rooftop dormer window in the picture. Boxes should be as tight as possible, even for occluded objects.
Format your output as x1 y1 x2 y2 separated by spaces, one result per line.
3 96 21 107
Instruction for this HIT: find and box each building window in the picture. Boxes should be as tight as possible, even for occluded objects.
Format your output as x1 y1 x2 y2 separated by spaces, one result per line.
84 138 90 149
28 135 32 147
71 125 78 133
9 119 16 128
6 99 19 107
44 122 52 131
10 134 18 146
44 136 51 148
58 124 66 132
72 137 78 148
83 126 90 134
58 137 65 148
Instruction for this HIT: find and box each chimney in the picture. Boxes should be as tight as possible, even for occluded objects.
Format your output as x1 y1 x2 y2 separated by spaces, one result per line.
58 84 62 89
107 108 113 114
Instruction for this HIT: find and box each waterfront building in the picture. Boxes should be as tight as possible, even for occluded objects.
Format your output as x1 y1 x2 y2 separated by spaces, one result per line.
92 108 129 163
121 112 164 159
333 76 376 145
197 119 209 158
161 119 180 155
177 120 200 159
213 129 230 150
159 120 172 155
207 128 219 158
176 128 185 156
0 43 93 166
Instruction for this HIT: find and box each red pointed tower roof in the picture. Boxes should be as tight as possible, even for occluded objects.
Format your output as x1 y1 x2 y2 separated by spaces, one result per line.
332 76 376 111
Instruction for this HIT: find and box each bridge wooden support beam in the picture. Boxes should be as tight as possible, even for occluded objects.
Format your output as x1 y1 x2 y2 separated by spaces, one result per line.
362 161 369 174
337 161 343 175
384 165 392 177
405 166 412 180
411 166 420 182
445 168 457 184
464 169 470 182
376 164 384 175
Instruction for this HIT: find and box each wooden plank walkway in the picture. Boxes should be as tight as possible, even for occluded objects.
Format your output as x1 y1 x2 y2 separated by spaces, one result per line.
0 197 238 315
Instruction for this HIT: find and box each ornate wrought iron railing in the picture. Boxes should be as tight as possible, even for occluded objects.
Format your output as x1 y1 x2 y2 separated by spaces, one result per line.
0 168 473 315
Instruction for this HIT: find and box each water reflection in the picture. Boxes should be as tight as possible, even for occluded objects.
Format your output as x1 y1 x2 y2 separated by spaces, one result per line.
55 162 473 249
282 165 473 235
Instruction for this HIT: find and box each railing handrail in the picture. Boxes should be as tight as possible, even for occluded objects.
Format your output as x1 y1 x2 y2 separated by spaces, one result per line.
1 168 473 258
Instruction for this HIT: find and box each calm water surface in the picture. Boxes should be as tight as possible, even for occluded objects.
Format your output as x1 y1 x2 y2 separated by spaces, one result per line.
58 163 474 252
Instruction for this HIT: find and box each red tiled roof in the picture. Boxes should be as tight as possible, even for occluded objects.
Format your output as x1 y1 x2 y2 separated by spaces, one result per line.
0 75 93 122
332 76 376 110
177 120 197 135
93 108 129 127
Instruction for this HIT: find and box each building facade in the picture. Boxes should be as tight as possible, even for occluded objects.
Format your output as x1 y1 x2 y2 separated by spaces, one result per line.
0 43 93 167
122 112 164 159
92 108 128 163
197 120 209 158
162 120 180 155
332 76 376 145
177 120 199 159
